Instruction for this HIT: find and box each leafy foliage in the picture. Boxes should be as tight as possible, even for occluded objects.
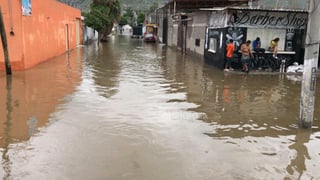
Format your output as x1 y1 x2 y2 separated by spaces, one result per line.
83 5 109 33
120 0 167 11
119 8 149 26
58 0 91 12
119 16 128 26
136 11 145 25
149 2 158 12
119 8 135 26
59 0 168 12
83 0 121 41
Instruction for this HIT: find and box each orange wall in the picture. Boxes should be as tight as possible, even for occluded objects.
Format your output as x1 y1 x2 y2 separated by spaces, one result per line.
0 0 82 70
0 0 24 70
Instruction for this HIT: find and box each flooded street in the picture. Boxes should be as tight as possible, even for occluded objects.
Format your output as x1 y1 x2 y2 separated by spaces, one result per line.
1 35 320 179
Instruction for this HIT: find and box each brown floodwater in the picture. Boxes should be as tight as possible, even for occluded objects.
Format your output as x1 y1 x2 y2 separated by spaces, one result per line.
0 35 319 179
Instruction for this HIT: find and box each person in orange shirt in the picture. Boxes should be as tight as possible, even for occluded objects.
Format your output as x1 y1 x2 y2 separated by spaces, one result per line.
224 39 235 71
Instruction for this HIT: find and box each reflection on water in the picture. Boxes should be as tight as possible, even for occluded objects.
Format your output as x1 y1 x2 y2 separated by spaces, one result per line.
199 73 303 138
0 48 83 143
286 129 311 179
0 35 319 179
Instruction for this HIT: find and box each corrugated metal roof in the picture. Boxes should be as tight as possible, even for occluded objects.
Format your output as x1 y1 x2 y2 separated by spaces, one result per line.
199 6 308 13
227 6 309 12
165 0 309 12
166 0 249 9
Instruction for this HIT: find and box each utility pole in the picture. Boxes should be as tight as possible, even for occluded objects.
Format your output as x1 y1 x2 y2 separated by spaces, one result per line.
0 7 12 75
299 0 320 128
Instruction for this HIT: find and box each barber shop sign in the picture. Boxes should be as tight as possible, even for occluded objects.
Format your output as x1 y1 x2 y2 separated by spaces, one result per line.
231 10 308 29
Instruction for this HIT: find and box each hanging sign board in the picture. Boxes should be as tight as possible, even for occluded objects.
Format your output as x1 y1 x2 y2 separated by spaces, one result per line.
230 10 308 29
22 0 32 16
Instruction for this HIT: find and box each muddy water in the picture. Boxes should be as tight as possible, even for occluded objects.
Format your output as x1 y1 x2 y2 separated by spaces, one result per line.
0 35 319 179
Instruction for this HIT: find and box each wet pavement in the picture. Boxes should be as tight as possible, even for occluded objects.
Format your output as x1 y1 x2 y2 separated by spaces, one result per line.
0 35 320 179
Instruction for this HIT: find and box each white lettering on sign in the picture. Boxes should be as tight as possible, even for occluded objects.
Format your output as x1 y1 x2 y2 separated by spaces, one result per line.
232 11 308 29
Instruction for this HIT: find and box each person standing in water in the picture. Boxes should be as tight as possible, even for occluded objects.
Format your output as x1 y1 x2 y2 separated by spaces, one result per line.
224 39 235 71
240 40 253 73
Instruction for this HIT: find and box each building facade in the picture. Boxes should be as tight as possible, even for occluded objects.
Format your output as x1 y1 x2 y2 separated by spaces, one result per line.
204 7 308 69
153 0 311 70
0 0 82 71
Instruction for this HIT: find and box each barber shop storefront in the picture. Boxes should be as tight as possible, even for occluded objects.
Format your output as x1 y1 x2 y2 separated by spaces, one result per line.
204 8 308 71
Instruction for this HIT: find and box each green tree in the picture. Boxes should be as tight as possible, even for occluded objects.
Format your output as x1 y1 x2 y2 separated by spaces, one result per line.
119 16 128 26
137 11 145 25
120 8 135 26
149 2 158 13
83 0 121 42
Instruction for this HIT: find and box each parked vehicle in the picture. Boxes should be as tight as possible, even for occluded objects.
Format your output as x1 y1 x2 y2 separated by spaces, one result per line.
132 25 143 39
144 24 158 43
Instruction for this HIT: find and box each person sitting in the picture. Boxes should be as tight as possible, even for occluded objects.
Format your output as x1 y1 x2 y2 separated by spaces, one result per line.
253 37 265 53
252 37 265 68
253 37 261 50
269 37 280 59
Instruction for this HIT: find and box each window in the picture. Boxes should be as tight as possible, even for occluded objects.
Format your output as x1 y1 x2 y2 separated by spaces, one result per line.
208 38 217 53
195 39 200 47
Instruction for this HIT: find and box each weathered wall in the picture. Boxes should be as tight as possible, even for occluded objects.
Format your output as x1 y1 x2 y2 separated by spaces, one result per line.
164 11 211 56
186 11 207 55
168 22 179 48
0 0 82 70
304 0 320 60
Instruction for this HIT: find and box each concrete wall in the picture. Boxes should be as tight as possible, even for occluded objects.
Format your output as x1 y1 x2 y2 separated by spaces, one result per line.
304 0 320 61
157 9 208 56
186 12 207 55
0 0 23 70
156 9 164 43
0 0 82 70
168 20 178 47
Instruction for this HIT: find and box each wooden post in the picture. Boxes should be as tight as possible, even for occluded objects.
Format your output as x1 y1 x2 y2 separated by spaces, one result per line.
299 0 320 128
0 7 12 75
